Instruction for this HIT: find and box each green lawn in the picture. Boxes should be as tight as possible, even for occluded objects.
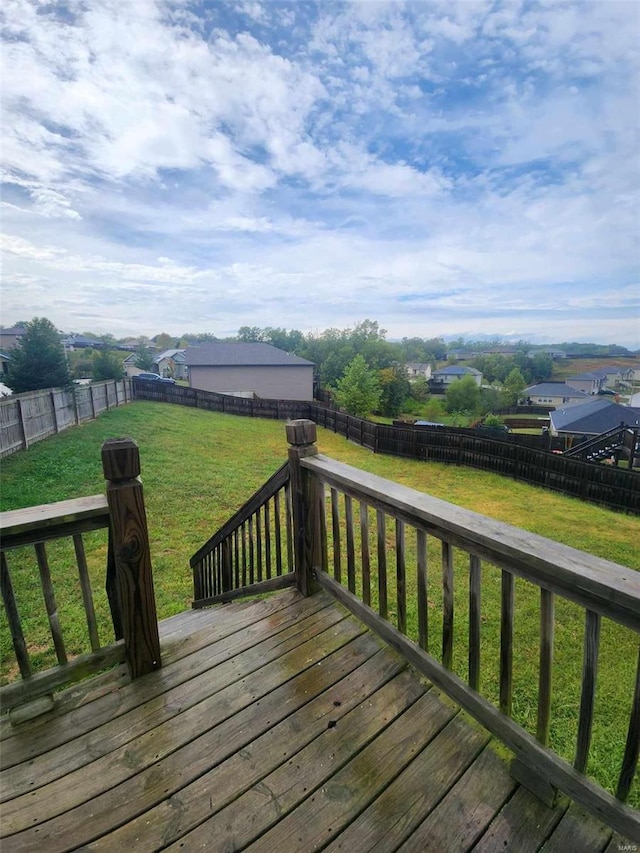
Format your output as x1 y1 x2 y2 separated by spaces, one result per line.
1 401 638 804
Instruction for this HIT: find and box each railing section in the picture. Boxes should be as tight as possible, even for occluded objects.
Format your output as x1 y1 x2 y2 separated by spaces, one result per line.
0 495 123 710
286 422 640 839
190 463 295 607
0 437 161 711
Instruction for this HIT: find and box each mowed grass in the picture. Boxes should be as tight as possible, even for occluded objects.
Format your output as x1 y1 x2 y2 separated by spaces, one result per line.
1 401 638 805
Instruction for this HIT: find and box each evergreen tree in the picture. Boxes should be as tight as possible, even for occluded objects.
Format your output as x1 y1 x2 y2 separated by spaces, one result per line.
134 343 155 371
6 317 71 393
334 355 382 418
92 350 124 381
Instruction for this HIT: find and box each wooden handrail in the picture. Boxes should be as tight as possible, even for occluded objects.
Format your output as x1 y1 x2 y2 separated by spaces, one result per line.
301 454 640 631
0 495 110 549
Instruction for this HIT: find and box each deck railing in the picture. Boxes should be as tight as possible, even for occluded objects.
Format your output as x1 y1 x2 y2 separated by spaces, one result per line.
0 438 161 713
284 419 640 839
190 463 295 607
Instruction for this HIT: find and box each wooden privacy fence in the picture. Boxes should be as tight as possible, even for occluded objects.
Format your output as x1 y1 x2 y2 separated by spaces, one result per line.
0 379 132 458
133 382 640 513
0 438 161 711
285 420 640 839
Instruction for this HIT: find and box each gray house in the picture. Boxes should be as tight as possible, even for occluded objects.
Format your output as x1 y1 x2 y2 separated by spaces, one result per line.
185 343 314 400
550 398 640 437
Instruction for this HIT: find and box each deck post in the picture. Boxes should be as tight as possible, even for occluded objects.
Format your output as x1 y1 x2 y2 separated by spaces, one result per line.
101 438 161 678
286 419 320 597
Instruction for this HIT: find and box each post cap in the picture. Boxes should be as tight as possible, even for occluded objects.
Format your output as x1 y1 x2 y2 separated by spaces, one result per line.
285 419 317 447
102 438 140 481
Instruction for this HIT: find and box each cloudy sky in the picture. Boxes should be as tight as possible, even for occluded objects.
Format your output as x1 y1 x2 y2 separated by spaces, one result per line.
1 0 639 346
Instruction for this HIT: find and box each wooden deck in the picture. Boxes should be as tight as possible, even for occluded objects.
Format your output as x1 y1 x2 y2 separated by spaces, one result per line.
0 589 627 852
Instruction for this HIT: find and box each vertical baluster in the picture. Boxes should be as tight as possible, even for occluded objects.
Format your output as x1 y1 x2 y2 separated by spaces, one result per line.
35 543 67 665
575 609 601 774
248 515 255 585
416 529 428 651
345 495 356 593
468 554 481 691
318 481 328 575
256 510 263 582
499 570 514 716
442 540 454 670
396 519 406 634
234 528 240 589
360 502 371 606
537 589 555 745
274 490 283 577
377 510 387 619
241 522 247 586
0 552 32 678
616 646 640 802
285 482 294 574
73 533 100 652
331 487 342 582
264 501 271 580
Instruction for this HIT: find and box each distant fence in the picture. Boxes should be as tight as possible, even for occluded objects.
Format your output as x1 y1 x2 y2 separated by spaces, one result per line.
133 382 639 514
0 379 133 458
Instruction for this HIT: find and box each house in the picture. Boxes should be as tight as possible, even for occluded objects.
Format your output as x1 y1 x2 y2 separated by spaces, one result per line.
447 350 479 361
0 351 10 377
550 397 640 437
0 325 25 351
591 365 636 387
566 371 609 395
122 354 146 378
154 349 187 380
61 334 106 351
526 348 567 360
522 382 590 408
405 363 432 381
430 365 482 391
185 343 314 400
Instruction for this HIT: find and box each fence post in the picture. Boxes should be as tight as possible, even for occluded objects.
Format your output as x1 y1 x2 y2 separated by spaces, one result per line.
286 419 320 597
16 398 29 450
101 437 161 678
50 390 59 433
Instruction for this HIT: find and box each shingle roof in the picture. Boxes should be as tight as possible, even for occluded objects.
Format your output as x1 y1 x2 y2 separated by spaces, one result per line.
567 371 608 380
156 349 186 362
550 398 640 434
433 366 481 376
184 343 313 368
523 383 589 398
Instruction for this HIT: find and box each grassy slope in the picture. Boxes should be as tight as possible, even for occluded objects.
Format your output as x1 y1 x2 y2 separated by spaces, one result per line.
1 401 638 803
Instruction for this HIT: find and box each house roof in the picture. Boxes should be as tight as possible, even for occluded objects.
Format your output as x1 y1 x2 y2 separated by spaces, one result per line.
184 343 314 368
0 326 25 336
155 349 186 363
433 366 481 376
523 382 589 398
567 371 608 381
550 398 640 434
406 363 430 370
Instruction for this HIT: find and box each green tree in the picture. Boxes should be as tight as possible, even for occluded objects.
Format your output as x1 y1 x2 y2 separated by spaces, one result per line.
134 344 155 371
92 350 124 381
6 317 71 393
501 367 526 407
334 355 382 418
445 375 481 415
378 365 411 417
153 332 175 352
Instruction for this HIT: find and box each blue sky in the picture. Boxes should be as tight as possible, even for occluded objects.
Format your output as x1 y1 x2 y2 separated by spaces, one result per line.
1 0 639 346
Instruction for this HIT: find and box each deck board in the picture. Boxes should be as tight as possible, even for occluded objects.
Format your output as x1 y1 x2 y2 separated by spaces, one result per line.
0 588 629 852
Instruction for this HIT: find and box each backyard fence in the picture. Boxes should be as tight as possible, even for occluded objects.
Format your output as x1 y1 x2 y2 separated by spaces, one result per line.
0 379 133 458
133 382 640 514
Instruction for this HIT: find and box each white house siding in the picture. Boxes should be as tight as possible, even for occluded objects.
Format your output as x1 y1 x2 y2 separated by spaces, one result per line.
528 393 587 407
189 365 313 401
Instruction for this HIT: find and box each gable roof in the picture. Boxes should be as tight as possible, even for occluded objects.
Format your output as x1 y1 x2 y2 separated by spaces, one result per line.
433 365 481 376
567 371 608 381
550 398 640 434
184 343 313 368
155 349 186 363
524 382 589 398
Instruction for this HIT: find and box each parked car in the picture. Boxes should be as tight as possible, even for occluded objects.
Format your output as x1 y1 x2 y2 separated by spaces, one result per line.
134 372 176 384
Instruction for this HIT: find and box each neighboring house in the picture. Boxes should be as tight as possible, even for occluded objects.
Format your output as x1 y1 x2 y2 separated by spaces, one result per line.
522 382 590 408
0 326 25 351
430 366 482 390
185 343 314 400
123 354 145 378
154 349 187 380
550 398 640 437
526 348 567 360
61 334 106 351
447 350 479 361
592 365 635 386
405 363 432 381
566 372 609 395
0 352 11 377
481 347 520 356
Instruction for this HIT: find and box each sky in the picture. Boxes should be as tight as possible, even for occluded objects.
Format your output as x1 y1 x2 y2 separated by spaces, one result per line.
1 0 639 347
